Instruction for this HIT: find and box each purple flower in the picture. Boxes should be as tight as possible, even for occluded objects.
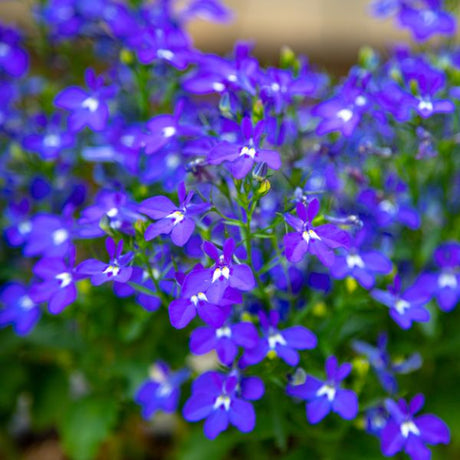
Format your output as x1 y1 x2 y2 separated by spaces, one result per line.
203 238 256 301
0 25 29 77
352 333 422 394
4 199 32 247
284 198 351 267
190 321 259 366
398 1 456 42
311 71 370 137
241 311 317 367
381 394 450 459
78 190 142 238
76 237 133 286
330 230 392 289
24 213 73 258
168 268 239 329
0 283 41 336
183 370 263 439
29 248 81 315
139 182 208 247
22 114 75 160
135 362 189 419
287 356 358 424
371 276 431 329
207 117 281 180
413 242 460 312
55 68 115 132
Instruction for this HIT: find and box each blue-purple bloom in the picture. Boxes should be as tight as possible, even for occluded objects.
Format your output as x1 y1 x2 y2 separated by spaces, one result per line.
287 356 358 424
284 198 351 266
208 117 281 179
55 68 115 132
241 311 317 366
76 237 133 286
371 276 431 329
190 321 259 365
352 333 422 394
139 182 208 247
0 283 41 336
0 25 29 77
381 394 450 459
135 362 189 419
30 248 81 314
183 370 263 439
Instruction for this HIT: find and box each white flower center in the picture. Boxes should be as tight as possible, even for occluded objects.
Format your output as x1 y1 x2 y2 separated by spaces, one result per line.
56 272 72 288
190 292 208 306
268 332 287 349
418 99 433 113
43 134 60 148
271 82 281 92
216 326 232 338
227 74 237 82
395 299 411 315
346 254 365 269
18 221 32 235
156 383 173 397
106 207 118 218
157 49 174 60
81 97 99 112
162 126 176 138
302 229 321 243
422 10 436 25
166 210 185 225
0 42 10 57
316 384 336 402
213 395 231 411
19 295 34 310
103 265 120 277
239 146 256 159
52 229 69 245
439 272 457 289
212 266 230 282
401 420 420 438
379 199 396 214
355 95 366 107
166 154 181 169
337 108 353 122
212 82 225 92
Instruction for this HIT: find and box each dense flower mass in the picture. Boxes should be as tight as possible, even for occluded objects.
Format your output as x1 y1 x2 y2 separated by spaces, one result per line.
0 0 459 458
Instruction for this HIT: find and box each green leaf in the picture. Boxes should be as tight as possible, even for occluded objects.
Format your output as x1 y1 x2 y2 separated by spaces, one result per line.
59 396 118 460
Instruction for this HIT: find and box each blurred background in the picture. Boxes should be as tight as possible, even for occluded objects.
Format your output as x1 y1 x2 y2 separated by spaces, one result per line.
0 0 425 71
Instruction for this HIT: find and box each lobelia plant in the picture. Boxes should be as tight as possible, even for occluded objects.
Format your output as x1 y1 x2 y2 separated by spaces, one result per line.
0 0 459 459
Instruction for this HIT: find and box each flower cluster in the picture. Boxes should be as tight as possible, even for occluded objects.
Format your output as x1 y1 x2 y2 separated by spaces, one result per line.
0 0 459 458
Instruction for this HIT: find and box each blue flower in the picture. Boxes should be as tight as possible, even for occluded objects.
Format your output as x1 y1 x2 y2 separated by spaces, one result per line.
287 356 358 424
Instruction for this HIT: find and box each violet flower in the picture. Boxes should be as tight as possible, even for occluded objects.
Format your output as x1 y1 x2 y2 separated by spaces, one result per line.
371 276 431 329
330 230 392 289
76 237 133 286
168 268 240 329
284 198 351 267
414 242 460 312
203 238 256 302
190 321 259 366
183 370 263 439
0 283 41 336
0 25 29 77
30 248 81 315
135 362 189 419
139 182 209 247
55 68 115 132
241 311 317 367
352 333 422 394
287 356 358 424
381 394 450 459
207 117 281 180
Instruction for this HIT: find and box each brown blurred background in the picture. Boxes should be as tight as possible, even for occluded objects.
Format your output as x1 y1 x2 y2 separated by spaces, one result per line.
0 0 425 70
